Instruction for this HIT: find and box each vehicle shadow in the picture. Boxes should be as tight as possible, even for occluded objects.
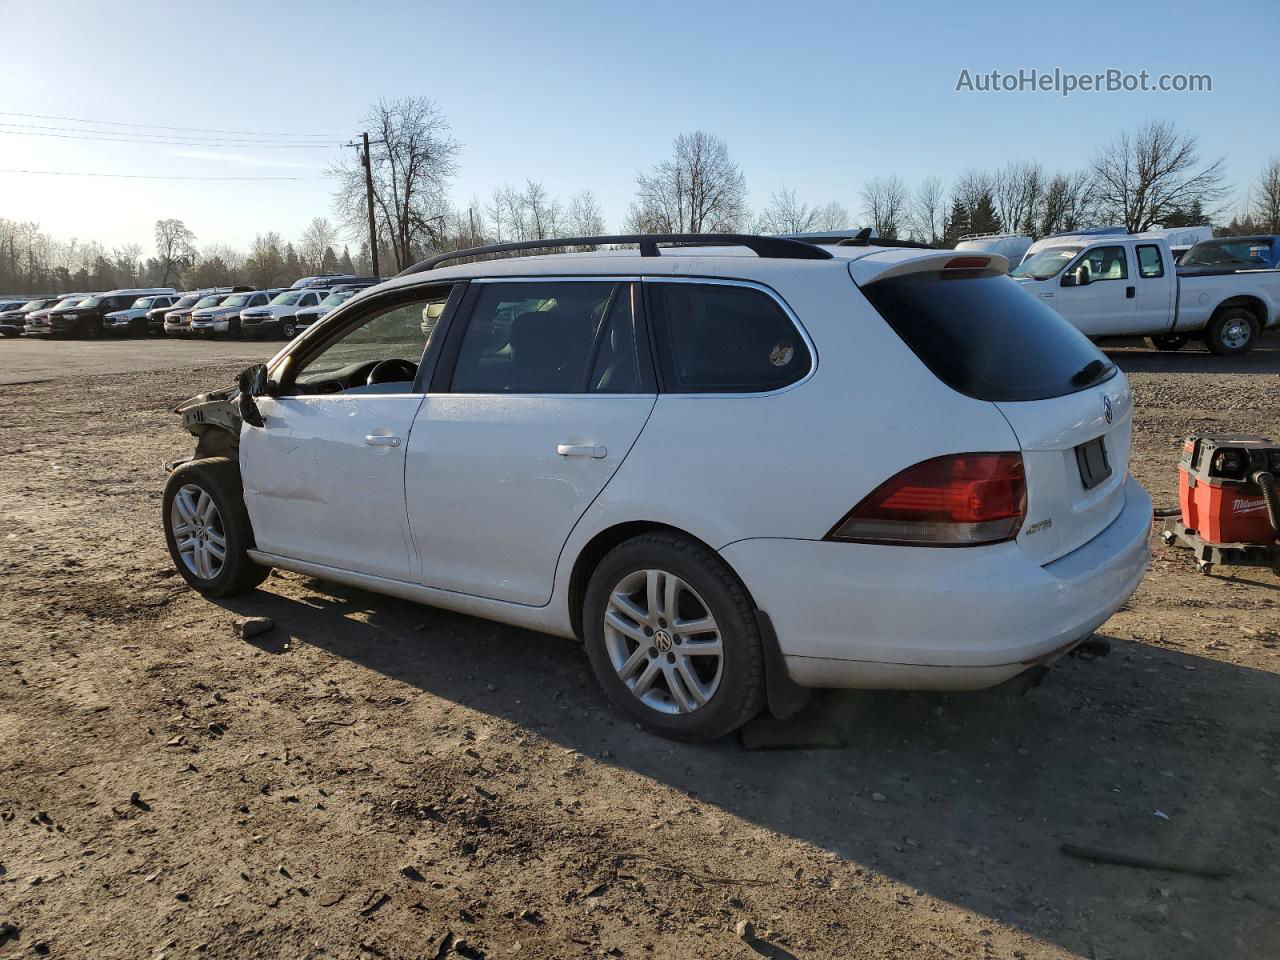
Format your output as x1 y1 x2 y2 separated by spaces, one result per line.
1104 330 1280 375
214 581 1280 959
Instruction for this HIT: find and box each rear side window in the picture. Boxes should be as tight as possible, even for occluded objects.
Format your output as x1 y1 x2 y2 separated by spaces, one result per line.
450 281 629 394
1136 245 1164 278
861 272 1114 402
646 282 810 393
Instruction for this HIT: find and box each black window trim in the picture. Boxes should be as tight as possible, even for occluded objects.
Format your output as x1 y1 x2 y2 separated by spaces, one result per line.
639 275 817 398
431 276 658 396
1135 243 1165 279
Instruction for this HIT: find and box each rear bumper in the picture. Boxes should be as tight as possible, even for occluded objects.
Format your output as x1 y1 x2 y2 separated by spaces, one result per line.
721 475 1152 691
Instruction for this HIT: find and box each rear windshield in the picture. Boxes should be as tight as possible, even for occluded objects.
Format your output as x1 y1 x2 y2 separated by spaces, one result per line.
861 272 1115 402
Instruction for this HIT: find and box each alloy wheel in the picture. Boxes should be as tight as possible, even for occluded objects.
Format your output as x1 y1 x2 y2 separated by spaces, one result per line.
603 569 724 715
170 483 227 580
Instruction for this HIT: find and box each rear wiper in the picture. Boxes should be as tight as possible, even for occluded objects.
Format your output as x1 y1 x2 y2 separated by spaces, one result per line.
1071 358 1113 387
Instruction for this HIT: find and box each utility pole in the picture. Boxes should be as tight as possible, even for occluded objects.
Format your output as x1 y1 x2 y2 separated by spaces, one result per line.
361 132 379 278
345 133 381 278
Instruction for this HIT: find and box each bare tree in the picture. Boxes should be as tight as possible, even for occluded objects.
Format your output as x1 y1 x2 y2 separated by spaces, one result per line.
755 187 819 234
154 219 196 287
1038 170 1097 237
566 190 606 237
299 217 340 272
1254 158 1280 233
993 161 1044 236
812 200 851 231
112 244 143 286
1091 119 1228 232
908 177 946 244
331 97 460 272
859 176 908 239
628 131 749 234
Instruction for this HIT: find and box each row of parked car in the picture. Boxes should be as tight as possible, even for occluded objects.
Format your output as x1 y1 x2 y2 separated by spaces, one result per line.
0 274 382 341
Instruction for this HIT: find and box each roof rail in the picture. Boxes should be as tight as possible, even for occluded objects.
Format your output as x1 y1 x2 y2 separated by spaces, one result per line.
836 228 940 250
397 233 834 276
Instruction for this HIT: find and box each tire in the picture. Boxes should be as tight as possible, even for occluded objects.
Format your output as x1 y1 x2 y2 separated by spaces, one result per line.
162 457 269 597
280 321 297 340
1145 334 1187 352
582 533 765 741
1204 308 1259 357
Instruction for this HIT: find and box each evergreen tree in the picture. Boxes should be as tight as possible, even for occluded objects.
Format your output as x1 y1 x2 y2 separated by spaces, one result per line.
942 199 970 246
338 245 356 274
283 243 303 281
321 245 339 273
970 194 1001 235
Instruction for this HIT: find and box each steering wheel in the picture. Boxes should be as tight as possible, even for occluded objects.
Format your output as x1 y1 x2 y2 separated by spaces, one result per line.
366 358 419 386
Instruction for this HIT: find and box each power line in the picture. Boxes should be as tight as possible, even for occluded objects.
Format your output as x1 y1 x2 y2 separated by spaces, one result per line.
0 110 342 139
0 129 337 149
0 121 342 146
0 168 330 181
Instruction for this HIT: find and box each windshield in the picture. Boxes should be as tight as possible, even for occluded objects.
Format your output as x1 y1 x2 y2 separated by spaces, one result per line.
53 297 84 309
77 296 103 308
1181 237 1275 267
221 294 253 307
194 295 223 309
21 299 51 312
320 291 355 307
131 297 155 309
1010 246 1081 280
270 292 303 306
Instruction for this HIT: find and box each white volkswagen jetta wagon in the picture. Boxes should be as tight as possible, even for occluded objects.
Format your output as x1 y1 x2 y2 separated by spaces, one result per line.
163 233 1152 741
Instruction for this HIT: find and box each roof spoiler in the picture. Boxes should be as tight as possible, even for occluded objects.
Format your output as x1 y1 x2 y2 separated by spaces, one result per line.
851 251 1011 286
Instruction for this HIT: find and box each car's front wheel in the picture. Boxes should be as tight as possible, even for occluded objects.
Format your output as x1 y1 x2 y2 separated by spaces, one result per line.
583 533 765 741
162 457 269 597
280 321 297 339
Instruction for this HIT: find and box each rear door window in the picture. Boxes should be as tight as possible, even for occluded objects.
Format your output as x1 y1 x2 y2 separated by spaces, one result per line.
645 281 810 393
448 281 634 394
860 271 1114 402
1136 245 1164 278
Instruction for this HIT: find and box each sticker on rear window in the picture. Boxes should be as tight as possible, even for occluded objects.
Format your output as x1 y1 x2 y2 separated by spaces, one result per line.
769 343 795 367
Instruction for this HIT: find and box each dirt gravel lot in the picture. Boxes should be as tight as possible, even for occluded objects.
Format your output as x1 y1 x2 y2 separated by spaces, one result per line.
1 336 1279 960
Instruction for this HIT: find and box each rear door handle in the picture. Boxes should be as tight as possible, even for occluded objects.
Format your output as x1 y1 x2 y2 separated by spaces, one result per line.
365 434 401 447
557 443 607 459
1126 286 1136 299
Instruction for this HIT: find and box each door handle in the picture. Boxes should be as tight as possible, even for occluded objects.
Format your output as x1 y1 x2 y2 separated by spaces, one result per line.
1126 286 1136 299
1039 292 1054 299
557 443 607 459
364 434 401 447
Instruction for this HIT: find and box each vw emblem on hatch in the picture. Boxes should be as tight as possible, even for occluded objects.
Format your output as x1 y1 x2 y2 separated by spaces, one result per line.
1103 395 1114 425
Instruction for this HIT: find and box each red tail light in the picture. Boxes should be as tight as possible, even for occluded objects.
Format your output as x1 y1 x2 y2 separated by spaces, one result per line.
827 453 1026 546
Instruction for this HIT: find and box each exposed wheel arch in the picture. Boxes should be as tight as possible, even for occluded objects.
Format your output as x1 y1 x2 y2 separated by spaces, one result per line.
1210 295 1266 330
567 522 735 642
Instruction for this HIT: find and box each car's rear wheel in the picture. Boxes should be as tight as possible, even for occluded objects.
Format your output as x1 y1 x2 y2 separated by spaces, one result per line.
583 534 764 741
162 457 269 597
1145 334 1187 352
1204 308 1259 357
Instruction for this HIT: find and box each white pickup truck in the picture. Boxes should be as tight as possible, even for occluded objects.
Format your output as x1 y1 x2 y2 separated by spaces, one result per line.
1011 233 1280 355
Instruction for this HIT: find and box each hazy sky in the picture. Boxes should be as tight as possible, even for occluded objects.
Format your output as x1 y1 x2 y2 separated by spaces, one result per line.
4 0 1277 254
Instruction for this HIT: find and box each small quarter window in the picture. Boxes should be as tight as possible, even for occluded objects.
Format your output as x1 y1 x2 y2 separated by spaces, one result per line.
646 282 810 393
1136 245 1164 278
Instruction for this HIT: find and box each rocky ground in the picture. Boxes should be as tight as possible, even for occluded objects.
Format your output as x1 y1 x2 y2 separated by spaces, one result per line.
1 338 1279 960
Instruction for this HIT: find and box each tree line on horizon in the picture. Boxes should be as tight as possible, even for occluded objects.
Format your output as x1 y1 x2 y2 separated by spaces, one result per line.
2 100 1279 297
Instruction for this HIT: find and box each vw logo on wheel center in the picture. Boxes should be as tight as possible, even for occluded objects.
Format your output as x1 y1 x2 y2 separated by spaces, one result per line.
653 629 673 652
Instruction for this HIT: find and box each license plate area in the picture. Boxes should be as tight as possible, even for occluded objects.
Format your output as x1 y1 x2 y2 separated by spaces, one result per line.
1075 436 1111 490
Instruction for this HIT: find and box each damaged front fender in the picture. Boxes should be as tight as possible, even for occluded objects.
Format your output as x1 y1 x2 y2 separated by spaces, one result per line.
173 386 243 464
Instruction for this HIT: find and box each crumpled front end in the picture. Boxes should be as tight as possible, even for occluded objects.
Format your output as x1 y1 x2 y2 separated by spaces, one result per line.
171 387 243 467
